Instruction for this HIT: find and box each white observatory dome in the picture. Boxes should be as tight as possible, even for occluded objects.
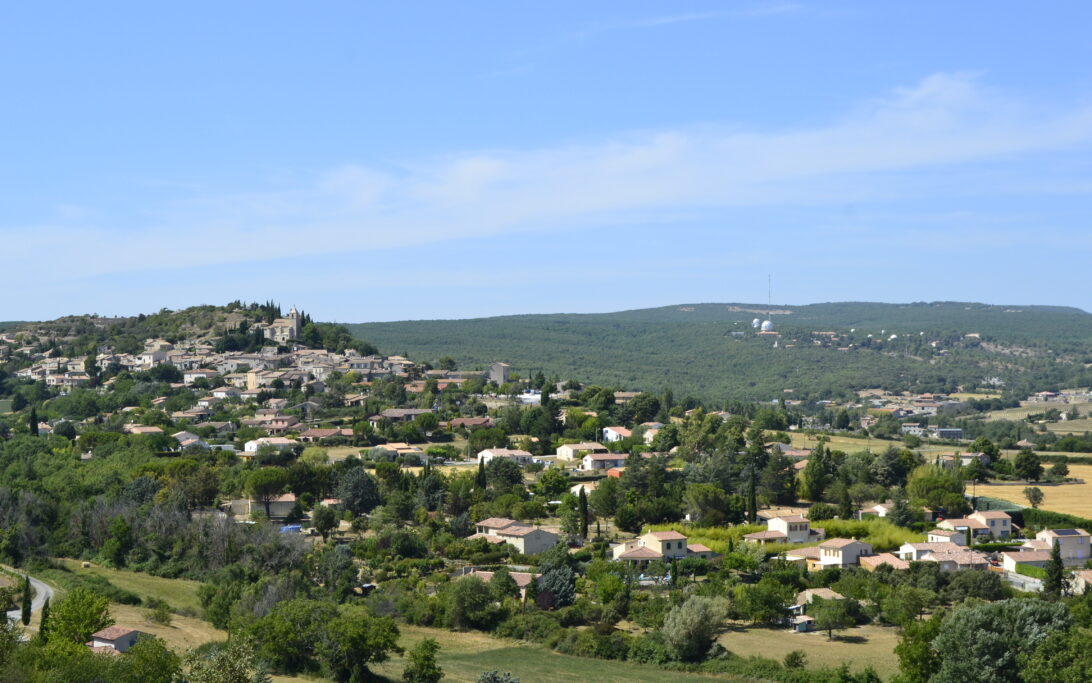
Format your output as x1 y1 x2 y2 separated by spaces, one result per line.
760 320 775 332
752 318 761 329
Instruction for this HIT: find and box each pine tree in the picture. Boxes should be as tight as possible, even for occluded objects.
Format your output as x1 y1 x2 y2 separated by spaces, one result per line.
20 575 30 626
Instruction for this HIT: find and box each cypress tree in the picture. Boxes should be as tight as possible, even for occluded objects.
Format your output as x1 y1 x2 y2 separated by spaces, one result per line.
35 597 49 644
1045 541 1068 598
837 488 855 520
578 488 589 539
28 408 38 437
476 460 487 489
20 575 30 625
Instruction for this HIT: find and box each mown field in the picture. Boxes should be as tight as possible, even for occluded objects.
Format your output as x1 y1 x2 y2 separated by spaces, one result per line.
718 624 900 678
976 463 1092 518
54 558 204 615
367 624 746 683
22 560 224 650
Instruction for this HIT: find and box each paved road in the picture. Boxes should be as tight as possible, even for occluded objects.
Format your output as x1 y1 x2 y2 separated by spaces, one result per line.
5 573 53 624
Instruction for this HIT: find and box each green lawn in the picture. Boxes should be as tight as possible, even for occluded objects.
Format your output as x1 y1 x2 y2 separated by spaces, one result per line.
719 623 901 678
52 559 204 615
368 624 749 682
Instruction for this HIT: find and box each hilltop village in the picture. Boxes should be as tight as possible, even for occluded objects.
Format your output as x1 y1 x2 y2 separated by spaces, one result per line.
1 302 1092 681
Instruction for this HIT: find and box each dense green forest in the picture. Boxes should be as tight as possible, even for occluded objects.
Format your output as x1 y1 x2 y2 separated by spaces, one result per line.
346 302 1092 402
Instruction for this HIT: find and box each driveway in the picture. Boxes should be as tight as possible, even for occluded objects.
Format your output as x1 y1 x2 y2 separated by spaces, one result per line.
4 573 53 624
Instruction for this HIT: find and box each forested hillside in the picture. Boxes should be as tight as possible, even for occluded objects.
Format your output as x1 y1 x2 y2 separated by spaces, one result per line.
347 302 1092 402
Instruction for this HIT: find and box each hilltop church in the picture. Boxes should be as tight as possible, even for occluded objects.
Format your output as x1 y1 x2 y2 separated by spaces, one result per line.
258 307 302 344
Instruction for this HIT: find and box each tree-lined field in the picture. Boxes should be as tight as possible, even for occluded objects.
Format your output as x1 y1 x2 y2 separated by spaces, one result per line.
367 624 742 682
976 463 1092 517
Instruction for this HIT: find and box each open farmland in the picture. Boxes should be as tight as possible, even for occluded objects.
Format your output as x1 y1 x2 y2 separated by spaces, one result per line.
985 399 1092 432
976 463 1092 518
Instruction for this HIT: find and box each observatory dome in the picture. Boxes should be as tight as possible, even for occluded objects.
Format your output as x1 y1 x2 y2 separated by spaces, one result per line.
751 318 761 329
760 320 775 332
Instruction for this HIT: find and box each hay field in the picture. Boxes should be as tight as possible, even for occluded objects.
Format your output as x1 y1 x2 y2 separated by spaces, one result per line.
109 603 226 651
976 463 1092 518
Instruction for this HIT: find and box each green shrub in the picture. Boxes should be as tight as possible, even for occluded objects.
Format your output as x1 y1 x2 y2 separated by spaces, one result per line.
1015 563 1047 579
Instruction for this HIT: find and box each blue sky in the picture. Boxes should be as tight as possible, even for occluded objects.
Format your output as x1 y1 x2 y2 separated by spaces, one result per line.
5 2 1092 322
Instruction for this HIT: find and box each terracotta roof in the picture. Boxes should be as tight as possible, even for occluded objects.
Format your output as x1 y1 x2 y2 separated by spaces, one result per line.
91 626 138 641
496 525 546 538
648 531 687 541
584 453 629 461
618 546 662 560
744 530 788 541
859 553 910 570
973 510 1012 519
687 543 713 553
1004 550 1052 562
820 537 862 549
795 588 844 606
772 515 808 523
476 517 522 530
923 550 989 566
784 546 822 560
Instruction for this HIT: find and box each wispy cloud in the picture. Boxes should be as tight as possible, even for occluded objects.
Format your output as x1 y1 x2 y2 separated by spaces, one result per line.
631 12 724 28
9 73 1092 284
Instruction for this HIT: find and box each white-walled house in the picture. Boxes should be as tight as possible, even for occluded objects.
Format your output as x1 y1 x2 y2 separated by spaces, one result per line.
87 627 145 654
469 517 558 555
477 448 533 466
818 538 873 567
744 515 824 544
243 437 299 454
601 426 632 443
581 452 628 471
927 529 967 545
1002 550 1052 572
611 530 717 567
1035 528 1091 564
556 442 607 461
